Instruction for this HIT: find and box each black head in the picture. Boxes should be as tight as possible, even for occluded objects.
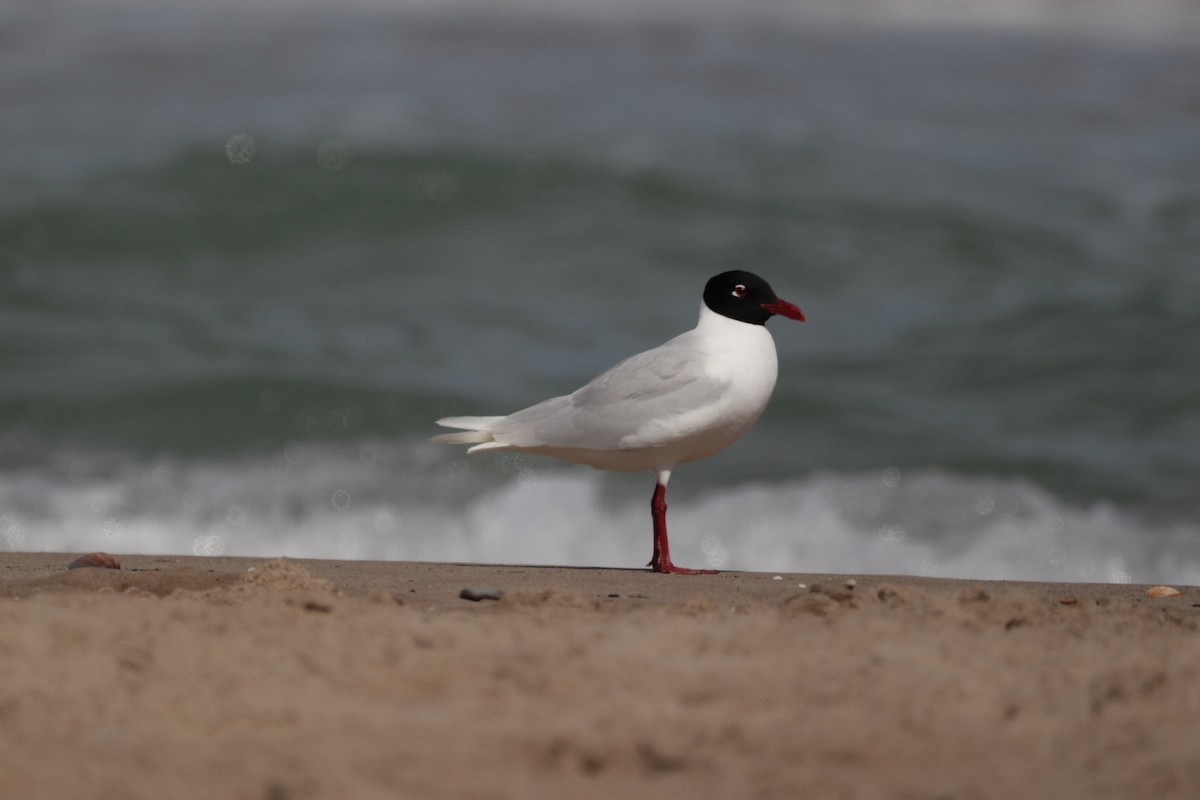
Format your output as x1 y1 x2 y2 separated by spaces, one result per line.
702 270 805 326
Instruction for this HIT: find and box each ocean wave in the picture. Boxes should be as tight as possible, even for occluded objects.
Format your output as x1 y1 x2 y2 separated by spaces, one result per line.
3 443 1195 584
14 0 1200 40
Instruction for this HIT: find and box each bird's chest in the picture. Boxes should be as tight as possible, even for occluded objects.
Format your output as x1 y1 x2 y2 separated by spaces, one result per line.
702 331 779 428
642 326 779 462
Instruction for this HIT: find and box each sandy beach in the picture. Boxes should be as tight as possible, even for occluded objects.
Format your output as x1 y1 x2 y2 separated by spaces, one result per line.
0 552 1197 799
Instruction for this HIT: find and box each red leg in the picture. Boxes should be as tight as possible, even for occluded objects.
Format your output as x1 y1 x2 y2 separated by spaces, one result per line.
647 480 715 575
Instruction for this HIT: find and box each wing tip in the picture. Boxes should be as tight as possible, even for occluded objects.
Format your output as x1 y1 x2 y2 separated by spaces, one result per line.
432 415 507 446
465 440 511 454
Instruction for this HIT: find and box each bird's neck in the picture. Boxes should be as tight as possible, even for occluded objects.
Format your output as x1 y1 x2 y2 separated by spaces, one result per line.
694 302 769 338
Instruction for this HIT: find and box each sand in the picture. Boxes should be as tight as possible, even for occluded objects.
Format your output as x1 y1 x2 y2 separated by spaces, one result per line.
0 552 1197 799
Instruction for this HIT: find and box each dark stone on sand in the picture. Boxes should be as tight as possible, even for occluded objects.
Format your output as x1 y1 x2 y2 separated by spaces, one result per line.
459 586 505 602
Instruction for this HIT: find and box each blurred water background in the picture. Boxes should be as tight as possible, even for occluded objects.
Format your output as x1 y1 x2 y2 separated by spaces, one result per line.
2 0 1199 582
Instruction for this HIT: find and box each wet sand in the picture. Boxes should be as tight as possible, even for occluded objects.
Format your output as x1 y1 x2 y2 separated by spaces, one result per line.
1 552 1197 799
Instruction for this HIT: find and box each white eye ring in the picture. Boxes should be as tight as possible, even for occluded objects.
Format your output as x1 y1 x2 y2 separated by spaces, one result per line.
732 284 747 298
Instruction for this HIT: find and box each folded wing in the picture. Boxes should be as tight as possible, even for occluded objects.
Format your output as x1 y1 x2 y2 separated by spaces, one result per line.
485 332 728 451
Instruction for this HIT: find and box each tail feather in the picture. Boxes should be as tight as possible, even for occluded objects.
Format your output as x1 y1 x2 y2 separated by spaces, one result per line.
431 415 504 446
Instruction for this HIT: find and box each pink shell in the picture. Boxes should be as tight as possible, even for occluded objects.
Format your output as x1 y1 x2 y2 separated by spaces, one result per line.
67 552 121 570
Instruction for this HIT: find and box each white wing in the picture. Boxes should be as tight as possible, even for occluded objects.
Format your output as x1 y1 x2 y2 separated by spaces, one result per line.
488 331 729 451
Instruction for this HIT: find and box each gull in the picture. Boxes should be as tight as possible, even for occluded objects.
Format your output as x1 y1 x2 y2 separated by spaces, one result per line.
432 270 804 573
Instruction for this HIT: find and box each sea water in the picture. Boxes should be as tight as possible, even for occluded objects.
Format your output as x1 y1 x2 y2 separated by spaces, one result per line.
1 0 1198 582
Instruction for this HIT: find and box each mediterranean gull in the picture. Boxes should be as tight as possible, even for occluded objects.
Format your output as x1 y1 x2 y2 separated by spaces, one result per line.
432 270 805 574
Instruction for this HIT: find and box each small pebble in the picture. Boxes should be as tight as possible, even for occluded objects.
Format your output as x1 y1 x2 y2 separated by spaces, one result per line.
844 578 858 589
1059 596 1078 605
459 586 505 602
772 575 783 581
796 583 807 590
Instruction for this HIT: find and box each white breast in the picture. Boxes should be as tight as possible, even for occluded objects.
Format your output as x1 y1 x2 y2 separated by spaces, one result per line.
636 303 778 466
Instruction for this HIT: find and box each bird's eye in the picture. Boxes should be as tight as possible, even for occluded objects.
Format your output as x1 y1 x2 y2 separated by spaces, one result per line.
732 284 747 298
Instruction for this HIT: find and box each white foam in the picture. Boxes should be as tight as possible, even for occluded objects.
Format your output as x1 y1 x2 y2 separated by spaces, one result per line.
2 444 1196 585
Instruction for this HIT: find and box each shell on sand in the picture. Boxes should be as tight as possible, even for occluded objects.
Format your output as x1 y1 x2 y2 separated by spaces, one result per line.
67 552 121 570
1144 585 1182 598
